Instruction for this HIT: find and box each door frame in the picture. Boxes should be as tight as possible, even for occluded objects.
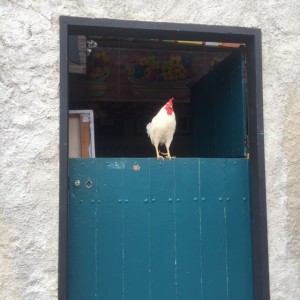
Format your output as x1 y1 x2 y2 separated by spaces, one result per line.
59 16 269 300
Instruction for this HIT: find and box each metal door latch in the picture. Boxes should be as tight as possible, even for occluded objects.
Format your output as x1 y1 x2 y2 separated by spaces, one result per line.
85 179 93 189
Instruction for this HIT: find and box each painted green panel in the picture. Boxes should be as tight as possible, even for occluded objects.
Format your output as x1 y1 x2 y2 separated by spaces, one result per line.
191 77 215 157
122 158 150 300
200 159 228 299
68 158 253 300
96 159 124 299
215 74 232 155
191 52 247 158
150 159 176 300
68 159 97 300
228 58 247 156
224 159 254 300
175 159 203 300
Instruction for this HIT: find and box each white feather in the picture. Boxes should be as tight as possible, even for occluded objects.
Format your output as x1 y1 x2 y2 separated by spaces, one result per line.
146 105 176 148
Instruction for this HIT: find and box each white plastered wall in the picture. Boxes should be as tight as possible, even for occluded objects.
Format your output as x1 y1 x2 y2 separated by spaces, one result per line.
0 1 299 299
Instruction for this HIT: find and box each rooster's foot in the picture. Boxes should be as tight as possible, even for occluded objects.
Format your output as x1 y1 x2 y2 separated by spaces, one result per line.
156 155 165 160
166 156 176 160
160 152 175 160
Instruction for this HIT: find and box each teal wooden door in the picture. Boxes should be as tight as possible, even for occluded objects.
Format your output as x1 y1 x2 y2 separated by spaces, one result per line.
191 52 247 158
68 158 253 299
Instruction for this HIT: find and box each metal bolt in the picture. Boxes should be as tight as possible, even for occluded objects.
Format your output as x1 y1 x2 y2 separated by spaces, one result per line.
74 180 81 187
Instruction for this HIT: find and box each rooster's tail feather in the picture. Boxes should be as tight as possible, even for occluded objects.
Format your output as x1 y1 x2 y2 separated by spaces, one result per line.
146 122 152 137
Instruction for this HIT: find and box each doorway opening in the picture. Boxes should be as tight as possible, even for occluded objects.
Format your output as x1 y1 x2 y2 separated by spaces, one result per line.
68 36 247 158
60 17 269 300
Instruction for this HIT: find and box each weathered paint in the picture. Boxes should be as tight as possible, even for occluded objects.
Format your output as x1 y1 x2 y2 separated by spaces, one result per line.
68 158 253 299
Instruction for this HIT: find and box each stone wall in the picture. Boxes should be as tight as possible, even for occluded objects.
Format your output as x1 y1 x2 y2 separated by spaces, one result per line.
1 1 299 299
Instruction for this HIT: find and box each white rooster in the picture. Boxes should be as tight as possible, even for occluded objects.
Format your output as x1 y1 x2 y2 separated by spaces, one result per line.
146 98 176 160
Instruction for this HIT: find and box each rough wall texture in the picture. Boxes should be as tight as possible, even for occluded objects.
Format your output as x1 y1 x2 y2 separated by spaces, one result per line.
0 0 299 299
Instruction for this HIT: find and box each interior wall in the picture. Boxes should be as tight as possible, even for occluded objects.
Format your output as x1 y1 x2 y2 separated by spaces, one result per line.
1 1 299 299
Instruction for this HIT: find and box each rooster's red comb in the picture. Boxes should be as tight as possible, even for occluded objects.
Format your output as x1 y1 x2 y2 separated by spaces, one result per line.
167 98 174 105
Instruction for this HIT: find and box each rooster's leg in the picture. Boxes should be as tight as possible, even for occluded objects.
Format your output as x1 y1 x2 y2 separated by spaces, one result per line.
166 146 171 160
164 146 175 160
155 145 164 160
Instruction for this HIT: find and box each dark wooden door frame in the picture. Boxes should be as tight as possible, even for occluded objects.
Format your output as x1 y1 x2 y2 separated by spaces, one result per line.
59 16 269 300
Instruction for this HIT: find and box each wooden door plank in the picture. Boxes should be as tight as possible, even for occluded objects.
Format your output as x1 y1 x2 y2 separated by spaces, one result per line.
175 159 203 300
200 159 228 299
96 159 124 299
150 159 176 300
68 159 97 299
225 159 254 299
122 158 150 300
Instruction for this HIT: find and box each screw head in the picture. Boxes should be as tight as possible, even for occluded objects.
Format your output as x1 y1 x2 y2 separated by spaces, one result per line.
74 180 81 187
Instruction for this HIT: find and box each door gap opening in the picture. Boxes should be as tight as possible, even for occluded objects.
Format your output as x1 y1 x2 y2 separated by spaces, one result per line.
68 36 247 158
